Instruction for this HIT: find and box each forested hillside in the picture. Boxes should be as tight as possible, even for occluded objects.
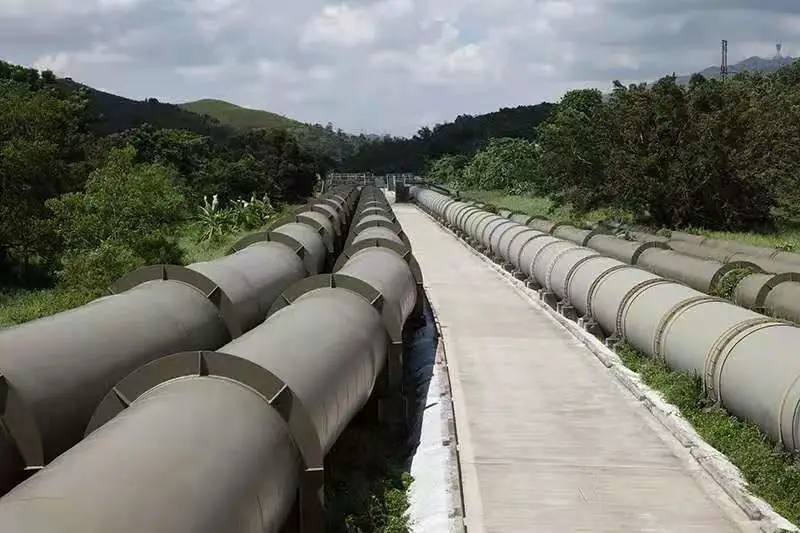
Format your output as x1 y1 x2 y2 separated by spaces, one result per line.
339 103 556 173
428 61 800 232
0 60 319 303
54 77 233 139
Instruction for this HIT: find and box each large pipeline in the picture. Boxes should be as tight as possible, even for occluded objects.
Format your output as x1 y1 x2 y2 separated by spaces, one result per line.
0 188 358 495
490 210 800 325
412 186 800 459
0 187 421 533
611 228 800 323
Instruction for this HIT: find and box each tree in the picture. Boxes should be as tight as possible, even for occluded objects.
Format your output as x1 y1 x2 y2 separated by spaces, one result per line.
537 89 610 212
46 146 187 290
461 138 541 193
0 76 92 282
426 154 470 185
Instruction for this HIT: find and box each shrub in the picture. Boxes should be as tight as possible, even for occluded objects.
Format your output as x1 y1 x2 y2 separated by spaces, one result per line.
47 145 187 289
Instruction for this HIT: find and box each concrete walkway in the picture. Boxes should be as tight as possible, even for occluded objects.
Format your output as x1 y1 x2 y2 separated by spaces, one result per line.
393 204 761 533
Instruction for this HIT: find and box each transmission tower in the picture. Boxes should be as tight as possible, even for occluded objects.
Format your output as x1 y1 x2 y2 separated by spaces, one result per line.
721 39 728 80
776 42 783 59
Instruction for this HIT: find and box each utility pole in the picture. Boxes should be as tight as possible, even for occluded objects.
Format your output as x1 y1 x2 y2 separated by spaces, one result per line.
721 39 729 80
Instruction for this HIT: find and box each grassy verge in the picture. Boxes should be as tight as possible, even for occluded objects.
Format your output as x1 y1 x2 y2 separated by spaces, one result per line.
460 190 635 227
0 205 300 327
462 189 800 253
616 343 800 524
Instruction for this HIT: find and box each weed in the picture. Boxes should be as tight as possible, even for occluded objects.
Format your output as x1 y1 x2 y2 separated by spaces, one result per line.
711 267 757 300
0 288 99 326
616 343 800 525
325 421 413 533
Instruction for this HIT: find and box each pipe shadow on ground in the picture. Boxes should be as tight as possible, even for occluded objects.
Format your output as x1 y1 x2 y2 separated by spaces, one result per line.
323 297 439 532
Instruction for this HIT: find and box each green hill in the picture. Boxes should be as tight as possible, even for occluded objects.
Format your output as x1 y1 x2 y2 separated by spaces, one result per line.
179 99 302 131
52 78 234 140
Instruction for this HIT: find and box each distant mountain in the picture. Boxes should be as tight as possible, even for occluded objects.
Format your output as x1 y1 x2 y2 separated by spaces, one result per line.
56 78 234 139
179 99 302 131
674 55 797 85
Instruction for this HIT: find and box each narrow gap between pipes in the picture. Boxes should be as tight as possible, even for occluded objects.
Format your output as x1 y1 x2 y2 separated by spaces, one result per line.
324 299 438 532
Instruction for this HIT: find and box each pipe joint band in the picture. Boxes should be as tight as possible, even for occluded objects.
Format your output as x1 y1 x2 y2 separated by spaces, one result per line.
703 318 783 404
631 241 671 264
562 254 604 306
268 273 403 343
652 294 725 361
111 264 242 339
545 246 593 293
332 238 423 285
585 264 633 319
616 278 675 341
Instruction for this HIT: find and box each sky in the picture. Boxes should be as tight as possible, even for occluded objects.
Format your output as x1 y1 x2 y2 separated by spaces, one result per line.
1 0 798 136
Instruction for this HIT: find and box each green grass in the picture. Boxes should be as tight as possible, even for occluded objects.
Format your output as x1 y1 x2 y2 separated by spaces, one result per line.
460 190 635 227
0 205 301 327
179 99 302 131
463 189 800 252
695 227 800 253
325 419 413 533
0 288 100 327
616 343 800 525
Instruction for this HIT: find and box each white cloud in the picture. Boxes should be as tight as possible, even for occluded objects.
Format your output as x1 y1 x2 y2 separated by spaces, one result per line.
299 4 378 47
0 0 145 17
33 44 131 75
2 0 797 135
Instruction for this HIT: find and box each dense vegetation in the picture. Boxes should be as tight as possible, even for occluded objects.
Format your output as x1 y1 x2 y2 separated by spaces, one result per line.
180 99 302 131
427 61 800 232
340 103 555 174
0 60 318 304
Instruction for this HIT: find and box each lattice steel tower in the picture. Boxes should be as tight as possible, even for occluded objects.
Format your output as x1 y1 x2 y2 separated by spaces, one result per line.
721 39 729 80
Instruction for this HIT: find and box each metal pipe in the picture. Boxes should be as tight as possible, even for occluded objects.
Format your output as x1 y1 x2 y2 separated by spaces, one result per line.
188 242 306 332
0 193 346 496
409 187 800 455
0 192 419 533
634 248 755 294
0 377 301 533
585 234 669 264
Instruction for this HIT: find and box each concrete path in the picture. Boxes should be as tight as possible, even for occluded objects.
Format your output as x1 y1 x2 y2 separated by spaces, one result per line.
393 204 760 533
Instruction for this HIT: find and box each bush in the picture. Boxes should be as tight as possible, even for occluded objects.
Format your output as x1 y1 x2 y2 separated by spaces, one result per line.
194 194 277 243
46 145 187 289
57 242 145 291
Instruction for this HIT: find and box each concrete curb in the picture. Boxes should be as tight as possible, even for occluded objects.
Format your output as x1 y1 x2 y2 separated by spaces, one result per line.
415 205 798 533
427 304 468 533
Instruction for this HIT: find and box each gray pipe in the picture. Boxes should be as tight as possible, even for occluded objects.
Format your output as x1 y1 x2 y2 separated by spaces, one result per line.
528 218 559 234
474 215 508 250
0 193 348 496
0 377 301 533
634 248 740 293
411 186 800 456
552 225 592 245
296 211 336 253
545 247 600 301
485 219 517 256
188 242 305 332
531 240 582 292
507 229 548 272
518 235 561 280
586 234 668 264
0 193 419 533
